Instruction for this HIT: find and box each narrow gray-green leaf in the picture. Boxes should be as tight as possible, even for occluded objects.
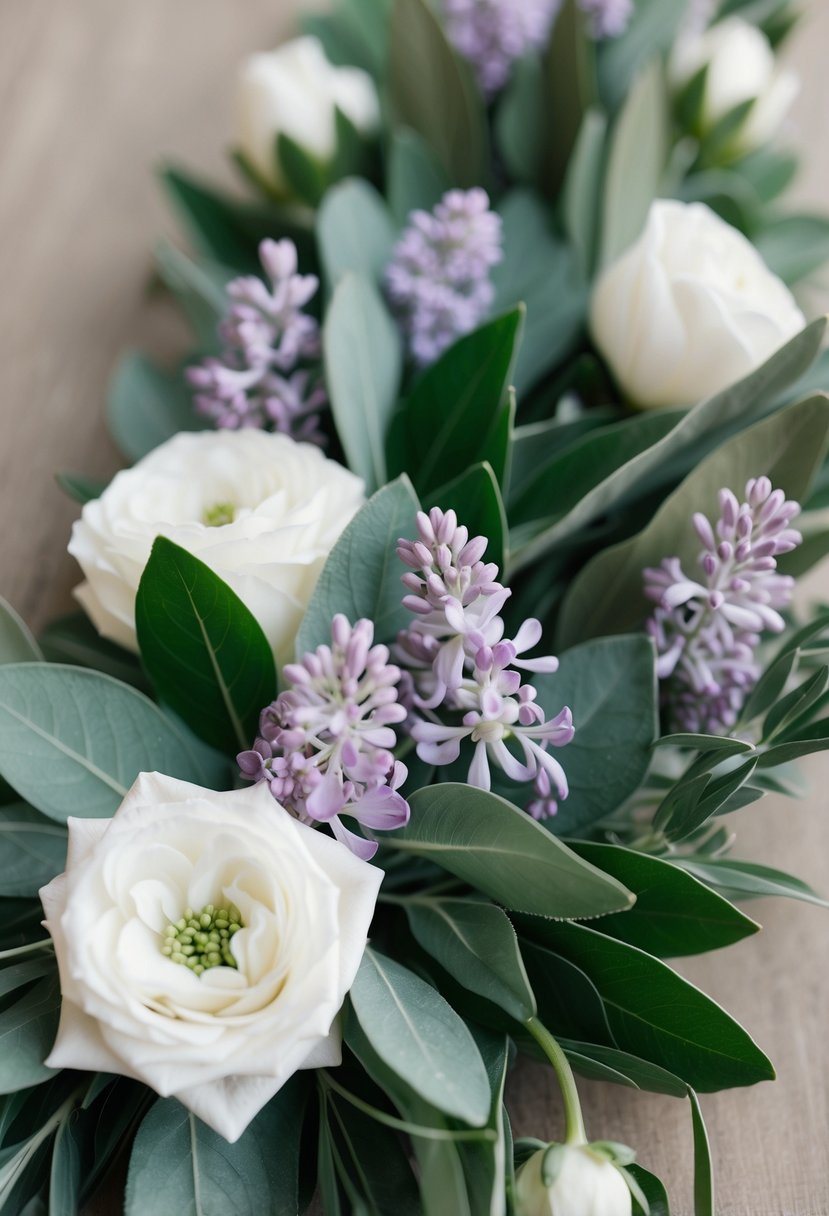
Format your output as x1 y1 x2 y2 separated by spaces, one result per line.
0 803 67 897
317 178 397 290
0 972 60 1094
0 598 41 664
689 1089 715 1216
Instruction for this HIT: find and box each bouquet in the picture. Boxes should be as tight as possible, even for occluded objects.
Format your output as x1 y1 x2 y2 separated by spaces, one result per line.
3 0 829 1211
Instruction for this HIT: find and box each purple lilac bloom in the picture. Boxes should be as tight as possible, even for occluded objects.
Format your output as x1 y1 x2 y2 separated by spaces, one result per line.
441 0 559 95
396 508 574 813
187 238 327 443
238 614 410 860
644 477 802 735
578 0 633 39
385 189 503 367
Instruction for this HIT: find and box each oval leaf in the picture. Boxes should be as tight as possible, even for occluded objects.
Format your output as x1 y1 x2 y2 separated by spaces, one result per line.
0 803 67 897
0 599 41 665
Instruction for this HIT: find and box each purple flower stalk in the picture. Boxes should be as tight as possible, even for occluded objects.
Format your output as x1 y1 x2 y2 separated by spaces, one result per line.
441 0 559 95
385 189 503 367
187 239 327 442
238 614 410 860
644 477 802 734
397 508 574 811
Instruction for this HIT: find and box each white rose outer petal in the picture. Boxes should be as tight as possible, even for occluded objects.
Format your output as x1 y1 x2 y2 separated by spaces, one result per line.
40 774 383 1143
590 198 805 409
68 430 366 667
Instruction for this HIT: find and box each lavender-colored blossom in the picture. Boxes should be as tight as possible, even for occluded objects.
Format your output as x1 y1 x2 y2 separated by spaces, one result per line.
385 189 503 367
644 477 802 734
441 0 559 95
238 614 410 859
397 508 574 808
578 0 633 39
187 238 327 442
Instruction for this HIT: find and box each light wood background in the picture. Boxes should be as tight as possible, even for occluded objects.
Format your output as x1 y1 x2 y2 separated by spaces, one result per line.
2 2 829 1212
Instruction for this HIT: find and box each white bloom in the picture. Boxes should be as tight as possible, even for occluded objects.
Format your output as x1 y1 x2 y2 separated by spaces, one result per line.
669 16 799 153
69 430 365 666
513 1144 632 1216
40 774 382 1143
590 199 805 409
237 36 380 193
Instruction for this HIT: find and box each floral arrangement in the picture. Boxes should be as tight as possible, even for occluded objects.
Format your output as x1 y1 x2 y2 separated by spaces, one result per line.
3 0 829 1212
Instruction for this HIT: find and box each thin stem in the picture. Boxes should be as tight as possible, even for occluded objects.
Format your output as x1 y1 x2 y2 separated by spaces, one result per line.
319 1072 496 1144
378 878 465 906
526 1018 587 1145
0 939 54 962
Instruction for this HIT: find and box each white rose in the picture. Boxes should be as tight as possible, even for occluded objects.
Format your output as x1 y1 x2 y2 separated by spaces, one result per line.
669 16 799 153
237 36 380 193
40 773 382 1143
68 429 365 666
513 1144 632 1216
590 199 805 409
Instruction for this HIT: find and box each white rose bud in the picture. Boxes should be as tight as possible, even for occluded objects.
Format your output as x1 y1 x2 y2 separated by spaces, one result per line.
590 198 805 409
40 774 383 1143
68 429 365 667
513 1143 632 1216
237 35 380 193
669 16 799 153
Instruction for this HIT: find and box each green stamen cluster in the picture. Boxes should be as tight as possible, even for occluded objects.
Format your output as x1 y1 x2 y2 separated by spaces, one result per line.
203 502 236 527
162 904 243 975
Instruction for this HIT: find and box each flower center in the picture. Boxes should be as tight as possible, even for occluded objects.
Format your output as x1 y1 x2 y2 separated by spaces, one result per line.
203 501 236 527
161 903 243 975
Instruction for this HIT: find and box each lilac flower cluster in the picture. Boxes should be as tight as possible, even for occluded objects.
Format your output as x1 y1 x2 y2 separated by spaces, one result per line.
238 615 410 860
187 238 327 442
644 477 802 735
396 508 574 815
385 189 503 367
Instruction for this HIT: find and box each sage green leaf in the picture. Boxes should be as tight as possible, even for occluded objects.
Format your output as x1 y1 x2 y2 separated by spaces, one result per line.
763 665 829 741
405 898 536 1024
427 463 507 574
322 1086 421 1216
508 409 621 501
556 394 829 647
349 947 492 1125
495 55 546 187
0 599 41 665
0 804 67 898
562 108 608 275
302 0 391 78
387 127 450 223
135 538 276 754
533 635 657 834
324 273 402 493
55 472 107 507
755 721 829 766
107 352 205 464
0 972 60 1094
389 0 486 188
756 213 829 285
317 178 397 291
49 1116 82 1216
656 756 759 843
456 1028 509 1216
38 612 149 693
0 958 56 999
296 476 419 655
541 0 597 197
689 1089 715 1216
515 920 775 1091
154 241 229 349
380 784 634 919
125 1081 308 1216
653 733 755 756
0 664 228 823
559 1039 687 1098
569 843 759 956
597 0 686 112
600 60 669 266
671 857 829 910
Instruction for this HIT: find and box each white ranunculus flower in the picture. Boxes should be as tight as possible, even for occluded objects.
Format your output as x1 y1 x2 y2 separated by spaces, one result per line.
513 1144 632 1216
237 36 380 193
40 774 382 1143
590 199 805 409
669 16 799 153
68 429 365 666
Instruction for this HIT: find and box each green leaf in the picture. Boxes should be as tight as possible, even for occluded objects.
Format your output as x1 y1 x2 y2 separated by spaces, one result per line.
656 757 760 843
560 1040 687 1098
597 0 686 112
456 1028 510 1216
107 352 205 464
348 947 492 1125
737 147 798 204
626 1163 672 1216
135 538 276 754
125 1081 308 1216
569 843 759 956
541 0 597 198
763 665 829 741
533 636 657 834
317 178 397 291
379 784 634 919
427 463 507 574
688 1089 715 1216
324 273 403 494
0 599 41 665
322 1082 421 1216
0 664 228 823
520 942 615 1045
154 241 229 349
38 612 149 693
556 394 829 647
756 213 829 284
277 133 328 207
495 55 546 187
296 476 419 656
653 733 754 756
562 108 608 275
671 857 829 910
515 920 775 1091
389 0 487 188
49 1116 82 1216
600 60 669 267
0 804 67 898
55 472 107 507
508 409 621 502
0 972 60 1094
387 128 450 225
404 898 536 1024
396 308 524 495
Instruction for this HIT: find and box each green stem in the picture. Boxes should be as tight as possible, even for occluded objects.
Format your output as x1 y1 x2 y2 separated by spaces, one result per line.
319 1072 496 1144
378 878 465 906
0 939 54 962
526 1018 587 1145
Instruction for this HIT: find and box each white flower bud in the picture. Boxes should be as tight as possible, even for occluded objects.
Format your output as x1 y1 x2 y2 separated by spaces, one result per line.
513 1143 632 1216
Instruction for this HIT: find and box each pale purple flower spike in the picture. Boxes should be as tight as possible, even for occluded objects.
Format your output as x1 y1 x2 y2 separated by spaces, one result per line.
397 508 574 816
644 477 802 735
385 189 503 367
187 238 327 442
238 615 410 859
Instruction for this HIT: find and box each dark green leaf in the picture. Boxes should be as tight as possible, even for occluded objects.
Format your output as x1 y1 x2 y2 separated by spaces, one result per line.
107 353 205 464
688 1089 715 1216
672 857 829 910
0 804 67 898
455 1028 509 1216
626 1163 672 1216
560 1040 687 1098
541 0 597 197
763 665 829 741
520 941 615 1045
659 757 759 842
277 133 328 207
317 178 397 291
49 1115 82 1216
0 600 41 665
0 972 60 1094
323 1085 421 1216
427 463 507 574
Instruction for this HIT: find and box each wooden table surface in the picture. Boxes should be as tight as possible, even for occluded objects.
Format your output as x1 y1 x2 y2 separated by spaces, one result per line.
2 2 829 1212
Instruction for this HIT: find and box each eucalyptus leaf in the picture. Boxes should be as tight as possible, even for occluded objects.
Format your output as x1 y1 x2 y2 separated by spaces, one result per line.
495 55 546 187
55 473 107 507
541 0 597 198
0 804 67 898
672 857 829 909
387 128 450 223
597 0 686 112
562 108 608 275
38 612 150 693
107 352 205 464
0 600 41 665
49 1116 82 1216
755 213 829 285
317 178 397 291
0 972 60 1094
